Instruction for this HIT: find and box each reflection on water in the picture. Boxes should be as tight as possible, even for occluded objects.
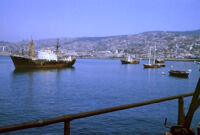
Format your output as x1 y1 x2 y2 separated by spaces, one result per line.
12 67 76 96
13 67 75 74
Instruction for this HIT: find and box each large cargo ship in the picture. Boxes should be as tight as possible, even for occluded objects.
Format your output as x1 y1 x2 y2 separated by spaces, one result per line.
10 38 76 69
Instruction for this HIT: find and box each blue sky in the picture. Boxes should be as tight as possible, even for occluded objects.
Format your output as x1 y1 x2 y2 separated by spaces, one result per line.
0 0 200 42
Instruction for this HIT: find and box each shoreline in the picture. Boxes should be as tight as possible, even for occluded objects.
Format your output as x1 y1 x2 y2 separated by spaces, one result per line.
1 55 200 62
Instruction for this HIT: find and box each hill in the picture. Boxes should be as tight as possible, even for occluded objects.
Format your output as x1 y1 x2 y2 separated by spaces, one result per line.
0 29 200 58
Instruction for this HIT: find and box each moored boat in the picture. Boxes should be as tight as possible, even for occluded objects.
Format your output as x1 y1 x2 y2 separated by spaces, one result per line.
143 46 162 68
121 56 139 64
168 70 189 78
10 38 76 69
155 58 164 63
11 55 76 69
157 63 166 67
143 63 161 68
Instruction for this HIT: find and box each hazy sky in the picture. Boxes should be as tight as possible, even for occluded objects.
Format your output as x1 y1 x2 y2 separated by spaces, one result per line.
0 0 200 42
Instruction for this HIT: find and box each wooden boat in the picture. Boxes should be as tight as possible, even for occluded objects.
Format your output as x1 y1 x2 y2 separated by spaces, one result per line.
168 70 189 78
143 64 161 68
143 46 162 68
155 58 164 63
121 56 139 64
157 63 166 67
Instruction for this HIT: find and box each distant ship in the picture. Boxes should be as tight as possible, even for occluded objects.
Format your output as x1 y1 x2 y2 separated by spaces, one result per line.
143 46 165 68
121 56 139 64
155 58 165 63
168 70 189 78
10 38 76 69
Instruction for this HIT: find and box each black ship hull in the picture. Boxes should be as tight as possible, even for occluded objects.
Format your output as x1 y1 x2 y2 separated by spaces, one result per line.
121 60 139 64
10 55 76 69
143 64 161 68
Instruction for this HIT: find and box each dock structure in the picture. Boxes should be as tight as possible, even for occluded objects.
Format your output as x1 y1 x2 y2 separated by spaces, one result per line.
165 77 200 135
0 78 199 135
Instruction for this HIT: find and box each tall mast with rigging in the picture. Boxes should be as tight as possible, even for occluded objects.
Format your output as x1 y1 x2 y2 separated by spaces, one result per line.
56 39 61 55
28 36 34 57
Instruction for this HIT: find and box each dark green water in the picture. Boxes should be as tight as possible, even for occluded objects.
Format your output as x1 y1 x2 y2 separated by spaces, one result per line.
0 56 199 135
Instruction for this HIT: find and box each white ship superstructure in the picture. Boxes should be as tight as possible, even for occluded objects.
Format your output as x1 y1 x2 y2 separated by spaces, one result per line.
37 49 58 61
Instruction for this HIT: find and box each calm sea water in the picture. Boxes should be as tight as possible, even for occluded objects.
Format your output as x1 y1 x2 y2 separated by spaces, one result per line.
0 56 200 135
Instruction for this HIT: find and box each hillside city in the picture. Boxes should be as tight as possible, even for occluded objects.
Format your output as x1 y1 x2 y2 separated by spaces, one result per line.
0 30 200 59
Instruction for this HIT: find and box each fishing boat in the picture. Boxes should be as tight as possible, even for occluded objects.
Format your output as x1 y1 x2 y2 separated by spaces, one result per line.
168 70 189 78
143 64 161 68
143 46 162 68
121 56 139 64
10 38 76 69
155 58 164 63
157 63 166 67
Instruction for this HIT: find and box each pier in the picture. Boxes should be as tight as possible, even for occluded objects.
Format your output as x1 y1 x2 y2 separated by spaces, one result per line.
0 78 199 135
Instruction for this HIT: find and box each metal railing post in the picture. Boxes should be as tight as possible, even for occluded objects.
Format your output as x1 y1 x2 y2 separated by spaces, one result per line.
184 77 200 128
178 96 185 125
64 120 70 135
198 123 200 135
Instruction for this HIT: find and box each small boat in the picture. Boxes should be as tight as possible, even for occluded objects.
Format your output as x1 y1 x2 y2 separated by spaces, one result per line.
143 64 161 68
168 70 189 78
155 58 164 63
143 46 162 68
121 56 139 64
157 63 166 67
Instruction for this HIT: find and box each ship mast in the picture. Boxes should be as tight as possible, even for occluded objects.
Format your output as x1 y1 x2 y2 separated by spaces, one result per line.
153 45 156 64
28 37 34 57
56 39 61 55
148 47 152 65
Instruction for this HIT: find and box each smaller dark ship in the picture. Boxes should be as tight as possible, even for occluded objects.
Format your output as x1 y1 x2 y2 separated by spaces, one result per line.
155 58 164 63
168 70 189 78
143 64 161 68
156 63 166 67
121 56 139 64
10 38 76 69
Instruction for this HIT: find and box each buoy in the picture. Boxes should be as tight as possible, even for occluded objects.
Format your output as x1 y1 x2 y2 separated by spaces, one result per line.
161 72 165 75
188 69 192 72
170 65 173 68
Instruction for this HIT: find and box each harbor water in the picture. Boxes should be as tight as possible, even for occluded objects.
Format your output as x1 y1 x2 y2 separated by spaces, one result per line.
0 56 200 135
